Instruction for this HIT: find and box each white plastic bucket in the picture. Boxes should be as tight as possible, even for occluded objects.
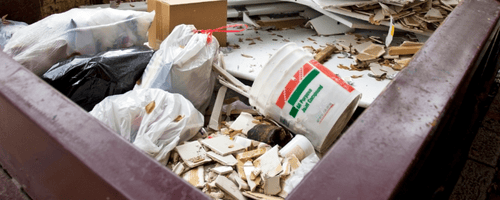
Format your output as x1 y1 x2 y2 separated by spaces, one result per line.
249 43 361 153
279 134 314 161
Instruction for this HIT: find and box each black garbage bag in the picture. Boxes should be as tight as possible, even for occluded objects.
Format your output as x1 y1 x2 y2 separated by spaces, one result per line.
42 46 154 111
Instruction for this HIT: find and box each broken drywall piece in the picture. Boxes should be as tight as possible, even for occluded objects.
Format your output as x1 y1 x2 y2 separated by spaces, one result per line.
201 136 245 156
263 174 281 195
175 141 212 168
208 86 227 131
209 191 225 199
252 168 261 177
215 175 246 200
379 3 397 16
287 154 301 172
173 162 187 175
256 16 307 29
369 63 385 77
244 161 258 191
229 112 258 134
362 43 386 58
383 51 399 59
300 8 323 19
253 146 281 176
234 136 255 149
243 12 261 28
236 147 267 162
372 9 385 23
182 165 205 188
336 34 373 53
370 63 398 79
267 164 283 178
313 0 378 8
369 36 384 44
440 0 459 6
425 8 444 19
207 151 238 166
207 170 217 183
228 171 249 191
237 160 247 181
245 2 307 16
244 191 285 200
212 166 234 175
403 16 421 27
282 154 302 176
356 53 377 62
400 41 424 46
395 57 413 68
306 15 354 36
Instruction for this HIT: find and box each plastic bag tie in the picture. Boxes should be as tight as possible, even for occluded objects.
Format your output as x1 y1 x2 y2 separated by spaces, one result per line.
196 24 248 44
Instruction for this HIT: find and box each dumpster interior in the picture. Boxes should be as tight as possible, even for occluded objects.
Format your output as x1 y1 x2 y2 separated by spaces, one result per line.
1 0 500 199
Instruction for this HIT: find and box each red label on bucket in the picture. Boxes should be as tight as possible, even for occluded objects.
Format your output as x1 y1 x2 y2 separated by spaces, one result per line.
276 63 314 109
309 59 355 93
276 60 355 110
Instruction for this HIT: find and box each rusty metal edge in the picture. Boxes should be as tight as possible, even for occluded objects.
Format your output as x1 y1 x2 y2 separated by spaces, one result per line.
0 51 210 199
287 0 500 199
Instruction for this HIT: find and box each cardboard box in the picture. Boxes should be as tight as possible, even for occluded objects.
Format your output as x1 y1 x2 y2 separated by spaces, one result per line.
147 0 161 49
148 0 227 49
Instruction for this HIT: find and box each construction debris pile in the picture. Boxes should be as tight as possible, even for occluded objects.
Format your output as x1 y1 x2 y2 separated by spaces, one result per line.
303 32 423 81
167 112 318 200
314 0 460 34
1 0 460 198
338 0 457 32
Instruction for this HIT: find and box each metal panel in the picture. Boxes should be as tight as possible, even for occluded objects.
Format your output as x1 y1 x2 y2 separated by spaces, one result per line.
0 51 209 200
287 0 500 199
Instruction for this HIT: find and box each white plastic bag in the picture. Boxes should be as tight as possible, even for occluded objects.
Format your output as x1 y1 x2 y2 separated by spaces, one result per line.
3 8 155 76
134 24 217 113
282 153 320 197
0 20 27 50
89 88 204 165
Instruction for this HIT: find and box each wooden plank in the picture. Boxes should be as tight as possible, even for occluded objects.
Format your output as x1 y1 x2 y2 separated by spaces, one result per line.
314 45 338 63
388 45 422 55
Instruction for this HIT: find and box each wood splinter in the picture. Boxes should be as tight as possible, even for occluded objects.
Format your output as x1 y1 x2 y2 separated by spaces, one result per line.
314 45 338 63
388 46 422 56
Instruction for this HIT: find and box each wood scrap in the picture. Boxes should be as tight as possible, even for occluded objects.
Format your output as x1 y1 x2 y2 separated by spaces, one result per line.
241 54 253 58
338 64 351 70
388 45 421 55
2 15 9 25
314 45 338 63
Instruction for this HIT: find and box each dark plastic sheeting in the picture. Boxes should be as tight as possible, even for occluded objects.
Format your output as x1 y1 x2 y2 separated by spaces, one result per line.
42 46 153 111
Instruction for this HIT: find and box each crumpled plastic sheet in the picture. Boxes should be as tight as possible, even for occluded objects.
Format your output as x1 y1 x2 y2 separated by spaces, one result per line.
42 46 154 111
134 24 217 113
3 8 154 76
0 20 27 50
90 88 204 165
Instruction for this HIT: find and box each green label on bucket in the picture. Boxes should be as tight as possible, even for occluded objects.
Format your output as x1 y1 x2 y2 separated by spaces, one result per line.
289 84 323 118
287 69 319 106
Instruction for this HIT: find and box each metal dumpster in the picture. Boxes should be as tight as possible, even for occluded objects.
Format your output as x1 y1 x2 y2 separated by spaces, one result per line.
1 0 500 199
